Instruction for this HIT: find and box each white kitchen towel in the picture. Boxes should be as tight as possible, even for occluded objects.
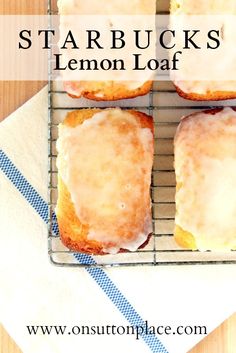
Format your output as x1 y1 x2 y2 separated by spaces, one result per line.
0 87 236 353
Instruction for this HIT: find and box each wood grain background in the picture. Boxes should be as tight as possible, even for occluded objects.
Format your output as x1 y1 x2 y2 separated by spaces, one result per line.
0 1 235 352
0 0 46 120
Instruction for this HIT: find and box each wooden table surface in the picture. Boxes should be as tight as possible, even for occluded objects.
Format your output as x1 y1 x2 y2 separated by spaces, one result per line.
0 1 235 352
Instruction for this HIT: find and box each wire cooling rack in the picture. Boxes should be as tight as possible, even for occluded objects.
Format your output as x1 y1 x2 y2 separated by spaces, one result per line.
48 0 236 267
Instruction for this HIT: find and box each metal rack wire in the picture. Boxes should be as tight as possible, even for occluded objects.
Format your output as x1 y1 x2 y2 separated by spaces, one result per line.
48 0 236 267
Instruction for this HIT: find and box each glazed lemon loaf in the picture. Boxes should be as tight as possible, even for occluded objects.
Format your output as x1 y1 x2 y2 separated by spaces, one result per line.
174 107 236 250
170 0 236 101
57 0 156 100
56 108 154 255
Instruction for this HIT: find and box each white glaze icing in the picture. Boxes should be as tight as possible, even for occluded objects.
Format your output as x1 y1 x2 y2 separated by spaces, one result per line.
175 107 236 250
57 109 153 254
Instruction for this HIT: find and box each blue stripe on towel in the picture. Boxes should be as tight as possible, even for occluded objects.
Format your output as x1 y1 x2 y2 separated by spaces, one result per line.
0 150 48 223
0 149 168 353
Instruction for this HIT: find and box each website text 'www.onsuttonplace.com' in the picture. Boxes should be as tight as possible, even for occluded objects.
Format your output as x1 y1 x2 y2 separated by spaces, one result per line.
26 321 207 341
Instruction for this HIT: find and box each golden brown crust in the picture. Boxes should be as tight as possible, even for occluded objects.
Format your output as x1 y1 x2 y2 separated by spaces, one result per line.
174 225 197 250
57 108 154 255
65 81 153 101
175 85 236 101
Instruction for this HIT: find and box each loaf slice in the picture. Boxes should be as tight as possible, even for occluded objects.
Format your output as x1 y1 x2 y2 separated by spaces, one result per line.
174 107 236 250
57 0 156 100
170 0 236 101
56 108 154 254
